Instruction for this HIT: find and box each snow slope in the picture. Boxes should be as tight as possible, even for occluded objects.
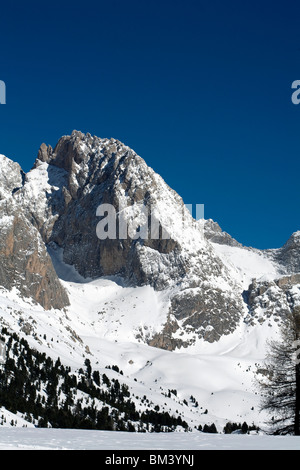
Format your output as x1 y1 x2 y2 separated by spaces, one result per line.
211 242 283 289
0 268 279 433
0 221 297 453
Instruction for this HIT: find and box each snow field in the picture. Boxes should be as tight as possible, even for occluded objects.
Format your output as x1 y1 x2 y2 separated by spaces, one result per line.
0 427 299 450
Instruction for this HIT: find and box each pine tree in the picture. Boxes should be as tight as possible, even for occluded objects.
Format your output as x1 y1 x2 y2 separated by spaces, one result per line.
241 421 248 434
258 310 300 435
203 423 217 433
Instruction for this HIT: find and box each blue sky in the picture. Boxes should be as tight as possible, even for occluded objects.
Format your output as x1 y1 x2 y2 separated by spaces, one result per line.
1 0 300 249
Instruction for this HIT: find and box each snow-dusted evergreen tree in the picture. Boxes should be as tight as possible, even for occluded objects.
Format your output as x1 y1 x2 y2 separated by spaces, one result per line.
258 310 300 435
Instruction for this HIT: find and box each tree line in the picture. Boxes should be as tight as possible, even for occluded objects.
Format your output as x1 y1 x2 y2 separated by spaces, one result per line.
0 327 189 432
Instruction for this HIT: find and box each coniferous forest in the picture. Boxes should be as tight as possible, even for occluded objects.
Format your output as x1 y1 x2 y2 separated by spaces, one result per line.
0 327 190 432
0 327 259 434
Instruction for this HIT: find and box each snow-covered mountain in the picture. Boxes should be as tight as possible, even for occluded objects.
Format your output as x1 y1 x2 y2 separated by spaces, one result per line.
18 130 247 349
0 130 299 433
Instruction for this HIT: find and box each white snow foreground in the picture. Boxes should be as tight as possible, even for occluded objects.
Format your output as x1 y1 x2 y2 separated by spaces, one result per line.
0 428 299 450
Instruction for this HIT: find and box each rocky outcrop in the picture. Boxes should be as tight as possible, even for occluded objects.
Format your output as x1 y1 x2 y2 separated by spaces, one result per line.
0 210 69 310
0 155 69 310
244 274 300 326
264 231 300 274
150 284 243 348
0 156 24 198
204 219 243 247
206 220 300 332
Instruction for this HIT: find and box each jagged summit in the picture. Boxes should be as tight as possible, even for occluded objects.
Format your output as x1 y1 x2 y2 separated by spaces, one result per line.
36 130 132 173
17 130 245 347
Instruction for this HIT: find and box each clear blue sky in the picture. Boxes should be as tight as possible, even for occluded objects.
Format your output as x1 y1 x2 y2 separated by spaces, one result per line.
1 0 300 249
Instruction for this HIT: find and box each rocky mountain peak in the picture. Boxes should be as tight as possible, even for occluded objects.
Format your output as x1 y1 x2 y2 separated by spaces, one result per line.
13 130 246 347
36 130 132 173
282 231 300 249
34 130 154 204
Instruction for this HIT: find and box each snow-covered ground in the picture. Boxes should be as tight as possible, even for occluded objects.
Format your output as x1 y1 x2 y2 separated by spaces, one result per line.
0 230 297 445
211 242 283 289
0 275 279 433
0 428 299 450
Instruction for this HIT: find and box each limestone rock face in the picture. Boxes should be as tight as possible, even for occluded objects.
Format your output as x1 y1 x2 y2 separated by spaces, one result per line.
28 131 186 284
0 154 69 310
265 232 300 274
204 219 242 247
0 209 69 310
244 273 300 327
0 155 24 198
